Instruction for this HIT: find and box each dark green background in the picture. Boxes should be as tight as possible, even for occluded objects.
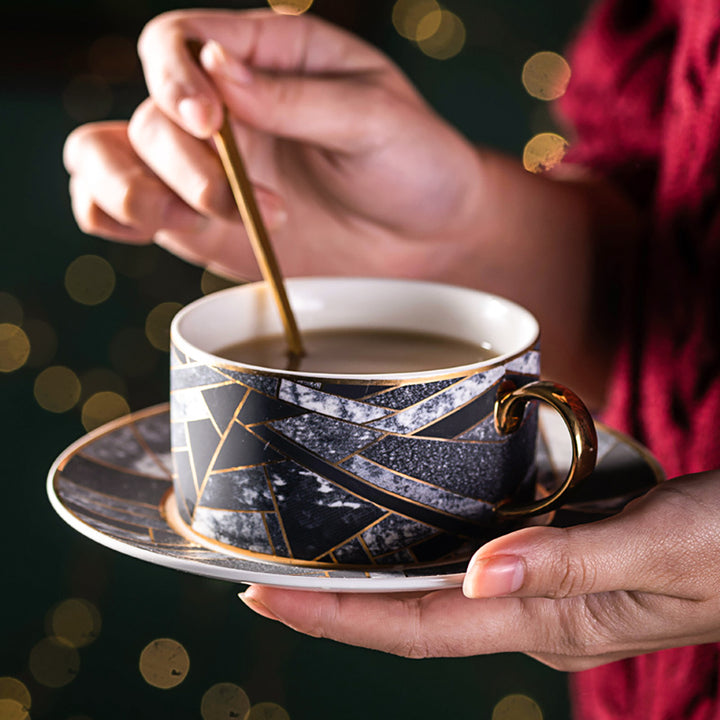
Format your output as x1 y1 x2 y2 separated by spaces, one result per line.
1 1 590 717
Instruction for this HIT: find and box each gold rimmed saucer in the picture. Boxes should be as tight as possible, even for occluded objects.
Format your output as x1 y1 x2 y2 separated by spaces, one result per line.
47 404 664 593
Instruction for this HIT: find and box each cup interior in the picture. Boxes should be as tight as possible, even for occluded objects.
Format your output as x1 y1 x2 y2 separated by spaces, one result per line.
171 277 539 379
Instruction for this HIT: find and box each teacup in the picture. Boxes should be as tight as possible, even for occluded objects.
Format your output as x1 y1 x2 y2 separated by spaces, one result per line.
168 278 596 567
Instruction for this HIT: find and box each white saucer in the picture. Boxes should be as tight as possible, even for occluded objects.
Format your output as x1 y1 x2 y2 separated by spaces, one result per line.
47 403 664 593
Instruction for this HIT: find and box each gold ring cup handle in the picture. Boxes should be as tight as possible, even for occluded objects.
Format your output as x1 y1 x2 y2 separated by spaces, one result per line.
494 380 598 518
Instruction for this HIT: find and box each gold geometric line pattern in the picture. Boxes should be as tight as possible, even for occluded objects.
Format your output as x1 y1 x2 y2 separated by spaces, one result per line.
450 406 495 440
193 388 251 517
260 511 276 556
169 380 235 394
311 513 392 563
184 420 201 498
263 464 293 559
207 458 285 475
333 433 391 466
375 376 506 436
130 422 174 479
245 425 484 529
342 454 491 502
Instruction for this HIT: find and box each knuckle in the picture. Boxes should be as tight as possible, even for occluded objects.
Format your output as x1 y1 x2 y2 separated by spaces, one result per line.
550 532 598 598
118 172 161 225
127 99 161 147
394 600 431 659
137 11 184 61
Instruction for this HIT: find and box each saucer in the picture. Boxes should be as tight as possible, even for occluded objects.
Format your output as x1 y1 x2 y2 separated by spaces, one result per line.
47 403 664 593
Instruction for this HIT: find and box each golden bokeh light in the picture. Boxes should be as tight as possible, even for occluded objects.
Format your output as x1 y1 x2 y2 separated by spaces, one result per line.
392 0 441 40
0 324 30 373
62 75 113 123
522 51 572 101
81 391 131 432
246 703 291 720
0 699 28 720
200 683 251 720
139 638 190 689
88 35 139 83
65 255 116 306
417 10 466 60
145 302 183 352
0 292 23 325
48 598 102 649
267 0 313 15
109 327 159 378
28 637 80 689
24 318 58 368
79 368 127 402
522 132 569 173
34 366 82 413
0 677 31 720
200 270 239 296
492 694 543 720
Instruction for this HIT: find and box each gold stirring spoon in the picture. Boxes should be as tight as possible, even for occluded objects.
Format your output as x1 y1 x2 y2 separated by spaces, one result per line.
186 39 305 364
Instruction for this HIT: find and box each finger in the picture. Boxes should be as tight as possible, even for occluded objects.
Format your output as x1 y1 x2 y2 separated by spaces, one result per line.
65 121 206 234
137 9 386 138
69 177 151 244
199 39 408 153
463 483 700 600
238 586 623 660
128 98 289 227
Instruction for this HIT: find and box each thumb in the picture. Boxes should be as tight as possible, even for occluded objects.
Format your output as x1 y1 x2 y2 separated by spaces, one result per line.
199 40 404 153
462 491 676 600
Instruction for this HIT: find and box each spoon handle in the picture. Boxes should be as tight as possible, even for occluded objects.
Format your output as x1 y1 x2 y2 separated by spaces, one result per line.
186 40 304 360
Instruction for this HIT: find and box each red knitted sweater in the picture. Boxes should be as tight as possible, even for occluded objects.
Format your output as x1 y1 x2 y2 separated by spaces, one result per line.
559 0 720 717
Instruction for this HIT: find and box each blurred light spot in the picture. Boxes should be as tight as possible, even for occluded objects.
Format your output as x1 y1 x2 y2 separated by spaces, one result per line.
201 683 250 720
62 74 113 122
48 599 102 649
392 0 441 40
28 637 80 688
107 245 159 278
0 324 30 373
246 703 291 720
109 327 158 378
522 51 571 101
79 368 127 403
88 35 139 83
34 366 82 413
492 694 543 720
201 270 239 296
523 132 568 173
81 391 130 432
0 677 31 719
267 0 313 15
24 318 58 368
139 639 190 689
415 9 443 42
145 302 183 352
65 255 116 306
0 699 28 720
0 292 23 325
417 10 466 60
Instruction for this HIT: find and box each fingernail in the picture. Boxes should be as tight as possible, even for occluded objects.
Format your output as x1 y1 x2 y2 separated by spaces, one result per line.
201 40 253 85
178 96 215 136
238 589 280 622
463 555 525 598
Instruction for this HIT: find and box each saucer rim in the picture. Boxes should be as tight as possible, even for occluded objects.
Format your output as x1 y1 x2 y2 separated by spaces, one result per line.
47 403 665 593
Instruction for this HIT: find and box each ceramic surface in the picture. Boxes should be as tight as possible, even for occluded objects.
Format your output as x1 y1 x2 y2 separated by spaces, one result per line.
48 404 664 593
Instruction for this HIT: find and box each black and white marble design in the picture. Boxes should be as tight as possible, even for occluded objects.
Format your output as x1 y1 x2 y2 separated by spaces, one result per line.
166 346 572 563
48 404 665 591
